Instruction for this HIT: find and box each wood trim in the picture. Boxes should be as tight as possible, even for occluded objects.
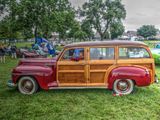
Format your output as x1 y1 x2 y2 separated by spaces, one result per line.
59 83 86 87
87 83 106 87
49 86 107 89
58 83 106 87
58 70 84 73
117 59 154 64
90 70 106 72
89 60 115 64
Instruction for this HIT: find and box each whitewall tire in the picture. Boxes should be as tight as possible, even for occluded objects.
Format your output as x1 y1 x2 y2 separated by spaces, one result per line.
113 79 134 95
18 76 38 95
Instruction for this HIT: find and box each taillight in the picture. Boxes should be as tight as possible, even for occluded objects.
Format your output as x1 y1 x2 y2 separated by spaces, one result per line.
145 69 150 76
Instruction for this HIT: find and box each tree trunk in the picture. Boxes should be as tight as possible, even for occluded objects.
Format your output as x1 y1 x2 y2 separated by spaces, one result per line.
34 26 38 40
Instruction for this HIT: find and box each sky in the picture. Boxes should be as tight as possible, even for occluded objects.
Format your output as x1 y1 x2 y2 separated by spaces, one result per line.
69 0 160 31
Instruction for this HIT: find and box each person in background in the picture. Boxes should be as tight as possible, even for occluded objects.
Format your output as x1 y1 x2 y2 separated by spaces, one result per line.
11 45 17 59
0 44 6 63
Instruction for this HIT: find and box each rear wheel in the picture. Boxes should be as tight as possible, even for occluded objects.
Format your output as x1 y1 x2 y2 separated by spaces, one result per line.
18 76 38 95
113 79 134 95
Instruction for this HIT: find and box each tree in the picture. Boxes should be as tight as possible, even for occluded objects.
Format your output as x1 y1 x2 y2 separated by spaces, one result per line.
0 0 8 16
81 20 94 40
110 21 124 39
0 0 77 40
137 25 158 38
81 0 126 40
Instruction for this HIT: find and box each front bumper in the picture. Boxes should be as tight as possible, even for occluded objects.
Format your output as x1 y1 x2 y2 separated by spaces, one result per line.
7 80 17 88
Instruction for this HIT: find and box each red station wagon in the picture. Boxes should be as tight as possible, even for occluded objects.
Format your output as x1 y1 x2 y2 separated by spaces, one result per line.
7 40 158 95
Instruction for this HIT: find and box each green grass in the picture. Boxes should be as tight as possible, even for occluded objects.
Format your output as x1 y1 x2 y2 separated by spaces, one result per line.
16 42 33 48
0 41 160 120
0 57 160 120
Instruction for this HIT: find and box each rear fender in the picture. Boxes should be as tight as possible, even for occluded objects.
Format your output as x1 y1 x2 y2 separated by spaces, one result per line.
107 66 151 89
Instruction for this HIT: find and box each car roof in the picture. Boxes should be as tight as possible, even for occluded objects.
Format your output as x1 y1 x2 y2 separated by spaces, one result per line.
65 40 147 48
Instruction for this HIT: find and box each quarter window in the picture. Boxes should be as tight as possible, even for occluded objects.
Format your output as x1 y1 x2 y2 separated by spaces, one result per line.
90 47 114 60
119 47 150 59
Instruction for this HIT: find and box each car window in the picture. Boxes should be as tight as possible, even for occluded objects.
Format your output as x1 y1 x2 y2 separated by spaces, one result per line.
61 48 84 61
90 47 114 60
119 47 150 59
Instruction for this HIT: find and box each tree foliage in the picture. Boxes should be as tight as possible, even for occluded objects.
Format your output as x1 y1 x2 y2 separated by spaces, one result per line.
0 0 77 40
81 0 126 40
110 21 124 39
0 0 126 41
137 25 158 38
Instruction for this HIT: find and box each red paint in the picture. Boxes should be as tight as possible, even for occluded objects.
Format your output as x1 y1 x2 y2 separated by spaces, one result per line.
12 58 58 90
11 58 152 90
108 66 151 89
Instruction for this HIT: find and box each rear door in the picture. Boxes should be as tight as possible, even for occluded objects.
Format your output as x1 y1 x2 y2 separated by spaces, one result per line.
88 46 116 87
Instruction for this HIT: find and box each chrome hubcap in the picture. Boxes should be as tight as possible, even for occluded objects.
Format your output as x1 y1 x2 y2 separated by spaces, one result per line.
117 80 129 91
22 80 33 93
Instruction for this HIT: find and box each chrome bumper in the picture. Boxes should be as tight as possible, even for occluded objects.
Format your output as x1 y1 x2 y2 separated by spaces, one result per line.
7 80 17 88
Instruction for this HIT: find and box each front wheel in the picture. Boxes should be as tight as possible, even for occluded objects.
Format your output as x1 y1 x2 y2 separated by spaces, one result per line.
18 76 38 95
113 79 134 95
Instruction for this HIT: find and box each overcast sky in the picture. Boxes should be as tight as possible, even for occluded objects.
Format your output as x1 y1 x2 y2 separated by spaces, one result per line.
69 0 160 31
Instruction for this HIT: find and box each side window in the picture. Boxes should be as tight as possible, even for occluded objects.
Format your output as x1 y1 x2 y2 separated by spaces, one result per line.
61 48 84 61
90 47 114 60
119 47 150 59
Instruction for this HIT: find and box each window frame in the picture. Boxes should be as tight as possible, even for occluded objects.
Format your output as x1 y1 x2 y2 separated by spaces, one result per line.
89 46 116 60
59 47 86 61
118 46 151 59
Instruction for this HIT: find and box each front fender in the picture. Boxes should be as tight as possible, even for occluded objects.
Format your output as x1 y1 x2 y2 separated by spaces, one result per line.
12 65 54 90
108 66 151 89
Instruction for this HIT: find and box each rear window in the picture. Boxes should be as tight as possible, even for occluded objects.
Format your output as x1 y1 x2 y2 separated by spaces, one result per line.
119 47 150 59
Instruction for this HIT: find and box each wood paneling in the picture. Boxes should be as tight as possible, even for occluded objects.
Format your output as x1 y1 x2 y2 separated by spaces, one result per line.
90 72 105 83
56 45 155 87
58 73 85 83
90 65 110 70
59 65 84 70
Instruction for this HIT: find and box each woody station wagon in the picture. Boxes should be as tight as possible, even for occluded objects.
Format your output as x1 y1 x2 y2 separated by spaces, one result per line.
8 40 158 95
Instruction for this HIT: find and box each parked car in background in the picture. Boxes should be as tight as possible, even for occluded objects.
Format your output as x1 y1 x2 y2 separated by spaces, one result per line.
16 48 46 58
8 40 158 95
151 43 160 64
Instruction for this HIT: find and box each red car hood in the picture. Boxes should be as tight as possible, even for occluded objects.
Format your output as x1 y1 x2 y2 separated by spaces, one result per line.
18 57 57 66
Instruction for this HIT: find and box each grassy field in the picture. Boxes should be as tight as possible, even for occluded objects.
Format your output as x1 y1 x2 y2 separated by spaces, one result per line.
0 41 160 120
0 58 160 120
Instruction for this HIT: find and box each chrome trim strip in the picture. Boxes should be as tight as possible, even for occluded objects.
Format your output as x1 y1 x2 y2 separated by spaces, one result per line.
49 86 107 90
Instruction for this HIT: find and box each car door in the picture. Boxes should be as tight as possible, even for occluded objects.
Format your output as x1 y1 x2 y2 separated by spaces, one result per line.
57 47 88 87
88 46 116 87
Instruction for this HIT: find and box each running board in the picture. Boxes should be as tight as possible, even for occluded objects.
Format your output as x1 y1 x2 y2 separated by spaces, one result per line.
49 86 107 90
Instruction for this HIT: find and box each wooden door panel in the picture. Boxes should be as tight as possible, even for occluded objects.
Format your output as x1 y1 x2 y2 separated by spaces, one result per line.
90 64 110 70
57 60 87 86
58 65 84 70
58 72 85 83
88 60 115 84
90 72 105 83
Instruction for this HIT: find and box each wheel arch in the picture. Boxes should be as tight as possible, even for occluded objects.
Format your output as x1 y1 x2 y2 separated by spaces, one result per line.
16 75 46 91
106 65 150 89
16 75 40 88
